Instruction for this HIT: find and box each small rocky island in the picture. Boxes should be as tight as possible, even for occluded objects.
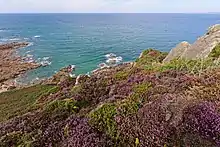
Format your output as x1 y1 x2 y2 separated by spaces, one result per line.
1 25 220 147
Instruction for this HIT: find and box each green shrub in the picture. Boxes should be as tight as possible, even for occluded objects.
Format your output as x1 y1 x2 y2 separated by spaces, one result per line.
114 71 129 81
116 82 152 117
45 99 79 114
117 99 139 117
71 85 82 94
209 44 220 59
159 58 220 74
132 82 152 100
89 103 117 138
135 49 168 67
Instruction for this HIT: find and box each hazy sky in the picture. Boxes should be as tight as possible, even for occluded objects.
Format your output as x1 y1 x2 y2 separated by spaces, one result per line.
0 0 219 13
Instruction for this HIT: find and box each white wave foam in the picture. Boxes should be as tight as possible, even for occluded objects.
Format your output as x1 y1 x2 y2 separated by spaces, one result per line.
105 53 117 58
105 53 123 65
40 60 52 67
26 54 34 58
25 51 31 54
116 56 123 62
27 59 35 63
43 57 50 60
106 58 117 64
34 35 41 38
9 38 21 41
0 38 8 42
0 37 26 42
98 63 109 69
39 56 52 67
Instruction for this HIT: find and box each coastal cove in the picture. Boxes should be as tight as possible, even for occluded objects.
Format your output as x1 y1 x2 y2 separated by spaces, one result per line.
1 24 220 146
1 13 220 83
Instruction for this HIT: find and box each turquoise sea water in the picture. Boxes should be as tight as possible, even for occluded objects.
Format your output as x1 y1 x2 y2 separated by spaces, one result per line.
0 13 220 82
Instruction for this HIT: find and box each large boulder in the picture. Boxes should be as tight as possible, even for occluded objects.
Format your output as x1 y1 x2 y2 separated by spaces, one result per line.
182 24 220 59
163 41 191 63
164 24 220 62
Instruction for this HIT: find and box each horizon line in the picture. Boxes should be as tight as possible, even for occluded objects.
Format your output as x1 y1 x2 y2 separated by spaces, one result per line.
0 12 220 14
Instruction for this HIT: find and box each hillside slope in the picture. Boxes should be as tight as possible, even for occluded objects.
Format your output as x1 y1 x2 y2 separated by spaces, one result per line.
1 25 220 147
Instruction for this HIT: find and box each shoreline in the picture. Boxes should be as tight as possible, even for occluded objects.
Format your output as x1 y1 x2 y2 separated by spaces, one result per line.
0 42 41 93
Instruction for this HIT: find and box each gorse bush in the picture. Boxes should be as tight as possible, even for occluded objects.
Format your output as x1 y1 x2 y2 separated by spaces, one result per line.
45 99 79 114
135 49 168 66
89 103 117 138
209 43 220 59
114 71 129 81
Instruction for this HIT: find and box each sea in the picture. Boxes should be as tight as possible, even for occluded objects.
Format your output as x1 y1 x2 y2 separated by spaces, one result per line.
0 13 220 83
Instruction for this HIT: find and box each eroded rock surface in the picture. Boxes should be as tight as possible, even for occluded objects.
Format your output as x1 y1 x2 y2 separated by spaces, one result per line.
163 41 191 63
164 24 220 62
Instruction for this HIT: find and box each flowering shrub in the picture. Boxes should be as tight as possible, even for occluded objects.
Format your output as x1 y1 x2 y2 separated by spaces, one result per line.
61 116 113 147
182 102 220 146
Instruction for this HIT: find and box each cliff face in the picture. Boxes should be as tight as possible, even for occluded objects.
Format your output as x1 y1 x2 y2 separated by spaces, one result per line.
164 24 220 62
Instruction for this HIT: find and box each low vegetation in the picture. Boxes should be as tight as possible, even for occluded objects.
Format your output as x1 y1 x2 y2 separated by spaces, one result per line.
0 84 55 122
1 48 220 146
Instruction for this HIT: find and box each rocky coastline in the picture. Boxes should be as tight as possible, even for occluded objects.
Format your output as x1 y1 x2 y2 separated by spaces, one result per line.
0 42 40 93
1 24 220 146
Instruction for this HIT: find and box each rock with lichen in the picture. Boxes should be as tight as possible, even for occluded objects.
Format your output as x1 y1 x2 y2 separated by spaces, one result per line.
163 41 191 63
164 24 220 62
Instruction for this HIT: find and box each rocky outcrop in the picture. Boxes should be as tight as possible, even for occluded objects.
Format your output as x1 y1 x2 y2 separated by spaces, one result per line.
0 42 29 50
164 24 220 62
75 74 90 86
44 67 73 85
0 42 40 92
163 41 191 63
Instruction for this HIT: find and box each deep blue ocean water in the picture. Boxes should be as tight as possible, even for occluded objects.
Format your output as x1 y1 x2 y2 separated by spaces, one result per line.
0 13 220 82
